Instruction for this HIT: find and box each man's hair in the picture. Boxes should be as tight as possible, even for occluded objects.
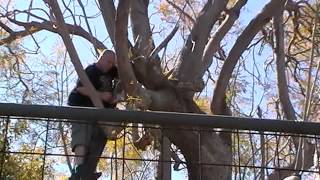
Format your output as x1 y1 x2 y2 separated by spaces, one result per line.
98 49 115 61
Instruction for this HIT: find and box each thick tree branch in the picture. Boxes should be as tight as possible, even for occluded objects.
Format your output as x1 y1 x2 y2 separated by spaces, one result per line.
267 141 315 180
200 0 248 77
270 8 316 180
211 0 287 114
130 0 154 57
173 0 227 86
0 21 14 34
128 0 173 91
149 25 179 59
189 0 227 55
0 19 106 50
47 0 104 108
274 9 297 121
115 0 152 109
97 0 116 45
165 0 195 24
115 0 137 95
0 26 41 46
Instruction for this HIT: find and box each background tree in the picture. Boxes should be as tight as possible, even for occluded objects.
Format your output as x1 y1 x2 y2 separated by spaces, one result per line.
1 0 320 179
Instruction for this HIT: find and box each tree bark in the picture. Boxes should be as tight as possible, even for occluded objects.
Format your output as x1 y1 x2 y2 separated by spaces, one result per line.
1 19 106 50
47 0 104 108
211 0 287 113
98 0 116 46
267 7 316 180
200 0 248 77
173 0 227 85
274 8 296 121
130 0 154 57
156 137 171 180
267 141 315 180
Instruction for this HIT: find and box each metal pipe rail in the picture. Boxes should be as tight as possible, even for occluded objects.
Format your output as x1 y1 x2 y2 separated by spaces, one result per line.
0 103 319 135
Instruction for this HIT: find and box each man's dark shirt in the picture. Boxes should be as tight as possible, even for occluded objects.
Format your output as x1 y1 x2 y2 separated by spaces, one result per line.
68 64 118 108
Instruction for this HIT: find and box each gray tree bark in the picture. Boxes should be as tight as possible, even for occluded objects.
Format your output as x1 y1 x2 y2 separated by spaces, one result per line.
267 6 316 180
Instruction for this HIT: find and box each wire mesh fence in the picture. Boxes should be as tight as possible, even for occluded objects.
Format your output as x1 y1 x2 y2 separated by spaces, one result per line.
1 103 320 179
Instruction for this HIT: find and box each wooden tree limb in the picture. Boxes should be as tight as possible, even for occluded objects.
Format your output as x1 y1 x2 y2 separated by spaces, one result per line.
173 0 227 86
130 0 154 57
0 19 106 50
200 0 248 77
47 0 103 108
0 27 41 46
126 0 173 91
149 25 179 59
115 0 152 108
188 0 227 55
77 0 98 55
267 141 315 180
115 0 137 95
113 0 179 111
274 8 297 121
211 0 287 114
0 21 13 34
257 8 317 178
165 0 195 24
97 0 116 46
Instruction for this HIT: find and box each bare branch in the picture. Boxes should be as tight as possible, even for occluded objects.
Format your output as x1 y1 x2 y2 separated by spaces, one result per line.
130 0 155 56
165 0 195 24
115 0 152 109
172 0 227 85
0 19 106 50
274 8 296 120
10 9 49 22
61 0 76 25
149 25 179 59
0 21 13 34
211 0 287 114
47 0 104 108
77 0 98 55
201 0 248 77
0 24 41 46
97 0 116 45
115 0 138 95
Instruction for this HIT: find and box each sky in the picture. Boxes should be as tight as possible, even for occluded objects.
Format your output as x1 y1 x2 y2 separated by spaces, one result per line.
11 0 268 66
2 0 273 179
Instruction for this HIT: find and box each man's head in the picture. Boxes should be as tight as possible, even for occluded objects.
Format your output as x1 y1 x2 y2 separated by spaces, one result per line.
96 49 117 73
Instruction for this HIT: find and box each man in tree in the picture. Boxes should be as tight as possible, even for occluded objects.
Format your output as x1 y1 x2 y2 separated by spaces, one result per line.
67 50 118 180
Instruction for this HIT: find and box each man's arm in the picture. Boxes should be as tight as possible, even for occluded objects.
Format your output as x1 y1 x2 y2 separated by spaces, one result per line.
76 87 114 103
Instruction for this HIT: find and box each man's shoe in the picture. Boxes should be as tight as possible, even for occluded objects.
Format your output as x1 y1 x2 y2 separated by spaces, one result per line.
69 165 102 180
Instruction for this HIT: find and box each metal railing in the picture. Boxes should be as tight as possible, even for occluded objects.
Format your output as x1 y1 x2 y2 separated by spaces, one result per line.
1 103 320 179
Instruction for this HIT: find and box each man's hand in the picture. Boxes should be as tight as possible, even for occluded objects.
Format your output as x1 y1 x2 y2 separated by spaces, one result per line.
76 87 90 96
77 87 114 103
99 91 113 103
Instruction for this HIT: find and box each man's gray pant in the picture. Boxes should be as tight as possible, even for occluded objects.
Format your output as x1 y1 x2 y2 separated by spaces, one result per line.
71 122 93 151
71 121 108 173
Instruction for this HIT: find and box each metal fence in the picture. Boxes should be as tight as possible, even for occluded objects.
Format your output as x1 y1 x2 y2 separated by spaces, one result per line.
1 103 320 179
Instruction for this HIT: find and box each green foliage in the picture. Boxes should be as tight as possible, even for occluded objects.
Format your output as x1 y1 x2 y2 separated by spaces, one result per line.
194 97 211 113
0 142 53 179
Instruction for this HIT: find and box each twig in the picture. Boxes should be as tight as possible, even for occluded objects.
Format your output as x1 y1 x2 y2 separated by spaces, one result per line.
149 25 179 59
165 0 195 24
